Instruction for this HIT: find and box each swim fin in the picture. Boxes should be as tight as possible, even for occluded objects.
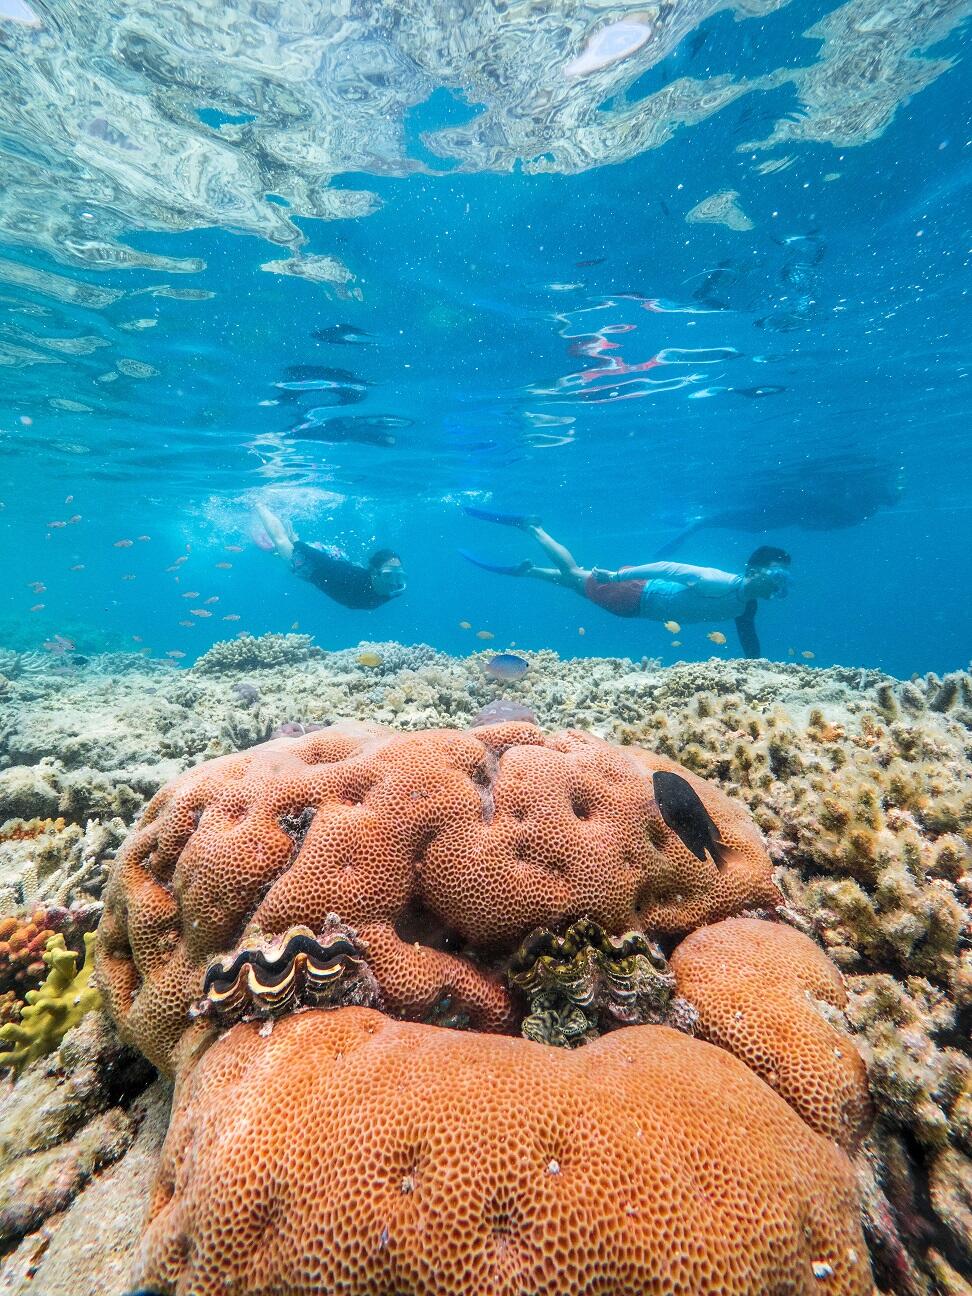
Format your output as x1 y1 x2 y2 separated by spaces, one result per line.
462 506 540 529
460 550 533 576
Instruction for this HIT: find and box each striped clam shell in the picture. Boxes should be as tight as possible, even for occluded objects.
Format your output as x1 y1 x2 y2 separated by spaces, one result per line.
202 921 372 1023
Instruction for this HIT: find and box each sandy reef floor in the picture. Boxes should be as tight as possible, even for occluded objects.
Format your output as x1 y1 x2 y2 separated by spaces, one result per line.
0 638 969 1295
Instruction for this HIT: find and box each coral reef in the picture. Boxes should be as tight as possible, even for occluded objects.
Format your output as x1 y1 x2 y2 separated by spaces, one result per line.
0 646 968 1295
136 1008 872 1296
0 932 101 1074
96 722 779 1073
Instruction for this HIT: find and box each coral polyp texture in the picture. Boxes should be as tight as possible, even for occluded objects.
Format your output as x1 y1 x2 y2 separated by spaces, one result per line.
96 721 780 1073
137 1008 873 1296
670 916 872 1150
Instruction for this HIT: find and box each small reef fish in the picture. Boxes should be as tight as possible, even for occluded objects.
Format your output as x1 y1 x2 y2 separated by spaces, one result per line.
178 620 194 628
69 564 85 572
707 631 727 645
578 626 586 636
671 640 682 647
222 614 241 622
28 581 46 594
136 535 151 542
291 622 300 630
190 608 212 617
459 620 472 630
476 630 495 641
42 634 74 654
29 603 44 612
166 650 186 659
132 635 143 643
663 620 681 634
48 520 67 528
224 544 243 553
67 515 82 524
204 596 219 604
165 565 181 573
485 653 529 683
65 495 74 504
173 555 188 565
801 650 816 660
357 651 383 668
121 573 136 581
113 538 134 548
215 562 233 570
311 323 371 346
181 591 200 599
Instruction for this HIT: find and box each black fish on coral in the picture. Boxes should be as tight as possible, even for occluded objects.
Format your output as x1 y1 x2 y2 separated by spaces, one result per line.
651 771 728 867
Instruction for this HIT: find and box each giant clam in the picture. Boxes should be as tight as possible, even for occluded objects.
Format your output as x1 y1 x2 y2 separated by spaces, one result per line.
197 916 377 1024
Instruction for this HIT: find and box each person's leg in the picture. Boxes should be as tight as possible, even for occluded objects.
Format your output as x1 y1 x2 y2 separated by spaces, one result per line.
526 525 587 591
254 502 295 562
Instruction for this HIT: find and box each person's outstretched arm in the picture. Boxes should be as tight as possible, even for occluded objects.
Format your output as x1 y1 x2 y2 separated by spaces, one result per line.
735 600 760 657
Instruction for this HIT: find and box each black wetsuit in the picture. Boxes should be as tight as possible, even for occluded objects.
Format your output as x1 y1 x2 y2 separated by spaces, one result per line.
292 542 391 610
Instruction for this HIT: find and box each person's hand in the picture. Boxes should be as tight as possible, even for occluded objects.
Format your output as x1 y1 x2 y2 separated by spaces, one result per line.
590 567 614 584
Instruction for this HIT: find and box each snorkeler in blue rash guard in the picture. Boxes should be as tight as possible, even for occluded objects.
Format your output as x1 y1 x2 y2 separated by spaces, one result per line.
254 503 405 611
461 509 790 657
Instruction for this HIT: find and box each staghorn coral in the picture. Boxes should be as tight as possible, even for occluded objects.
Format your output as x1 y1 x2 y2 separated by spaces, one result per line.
136 1008 873 1296
0 932 101 1074
96 722 779 1074
191 632 321 675
670 917 871 1150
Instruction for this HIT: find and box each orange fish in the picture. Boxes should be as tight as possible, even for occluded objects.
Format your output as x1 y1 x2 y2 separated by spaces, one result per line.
222 614 240 622
476 630 494 641
707 631 727 645
190 608 212 618
215 562 232 570
113 538 133 548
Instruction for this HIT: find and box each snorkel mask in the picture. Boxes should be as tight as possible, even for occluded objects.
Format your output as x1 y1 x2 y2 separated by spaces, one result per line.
763 565 790 599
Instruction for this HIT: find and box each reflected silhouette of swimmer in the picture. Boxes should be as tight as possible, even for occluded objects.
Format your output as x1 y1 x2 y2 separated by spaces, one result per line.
254 503 405 611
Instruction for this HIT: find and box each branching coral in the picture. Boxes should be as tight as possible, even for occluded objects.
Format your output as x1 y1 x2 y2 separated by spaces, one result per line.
0 932 101 1075
136 1008 873 1296
191 632 321 675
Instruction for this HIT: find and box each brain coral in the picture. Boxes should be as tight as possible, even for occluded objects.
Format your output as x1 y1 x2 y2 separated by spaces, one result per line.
670 917 872 1150
97 722 780 1072
137 1007 872 1296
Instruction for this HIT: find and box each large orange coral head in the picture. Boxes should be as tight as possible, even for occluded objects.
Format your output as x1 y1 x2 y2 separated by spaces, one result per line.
96 722 781 1073
136 1009 873 1296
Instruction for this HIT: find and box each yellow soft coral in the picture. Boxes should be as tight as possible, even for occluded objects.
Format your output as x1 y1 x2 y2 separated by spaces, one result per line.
0 932 101 1075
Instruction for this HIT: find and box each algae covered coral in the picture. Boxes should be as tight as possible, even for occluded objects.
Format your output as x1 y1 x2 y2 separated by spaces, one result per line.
0 641 969 1295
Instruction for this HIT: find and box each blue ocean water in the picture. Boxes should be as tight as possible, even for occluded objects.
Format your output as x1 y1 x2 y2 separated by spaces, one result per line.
0 1 970 676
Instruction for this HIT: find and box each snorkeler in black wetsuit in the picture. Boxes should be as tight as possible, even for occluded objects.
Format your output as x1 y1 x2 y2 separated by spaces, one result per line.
255 503 405 610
